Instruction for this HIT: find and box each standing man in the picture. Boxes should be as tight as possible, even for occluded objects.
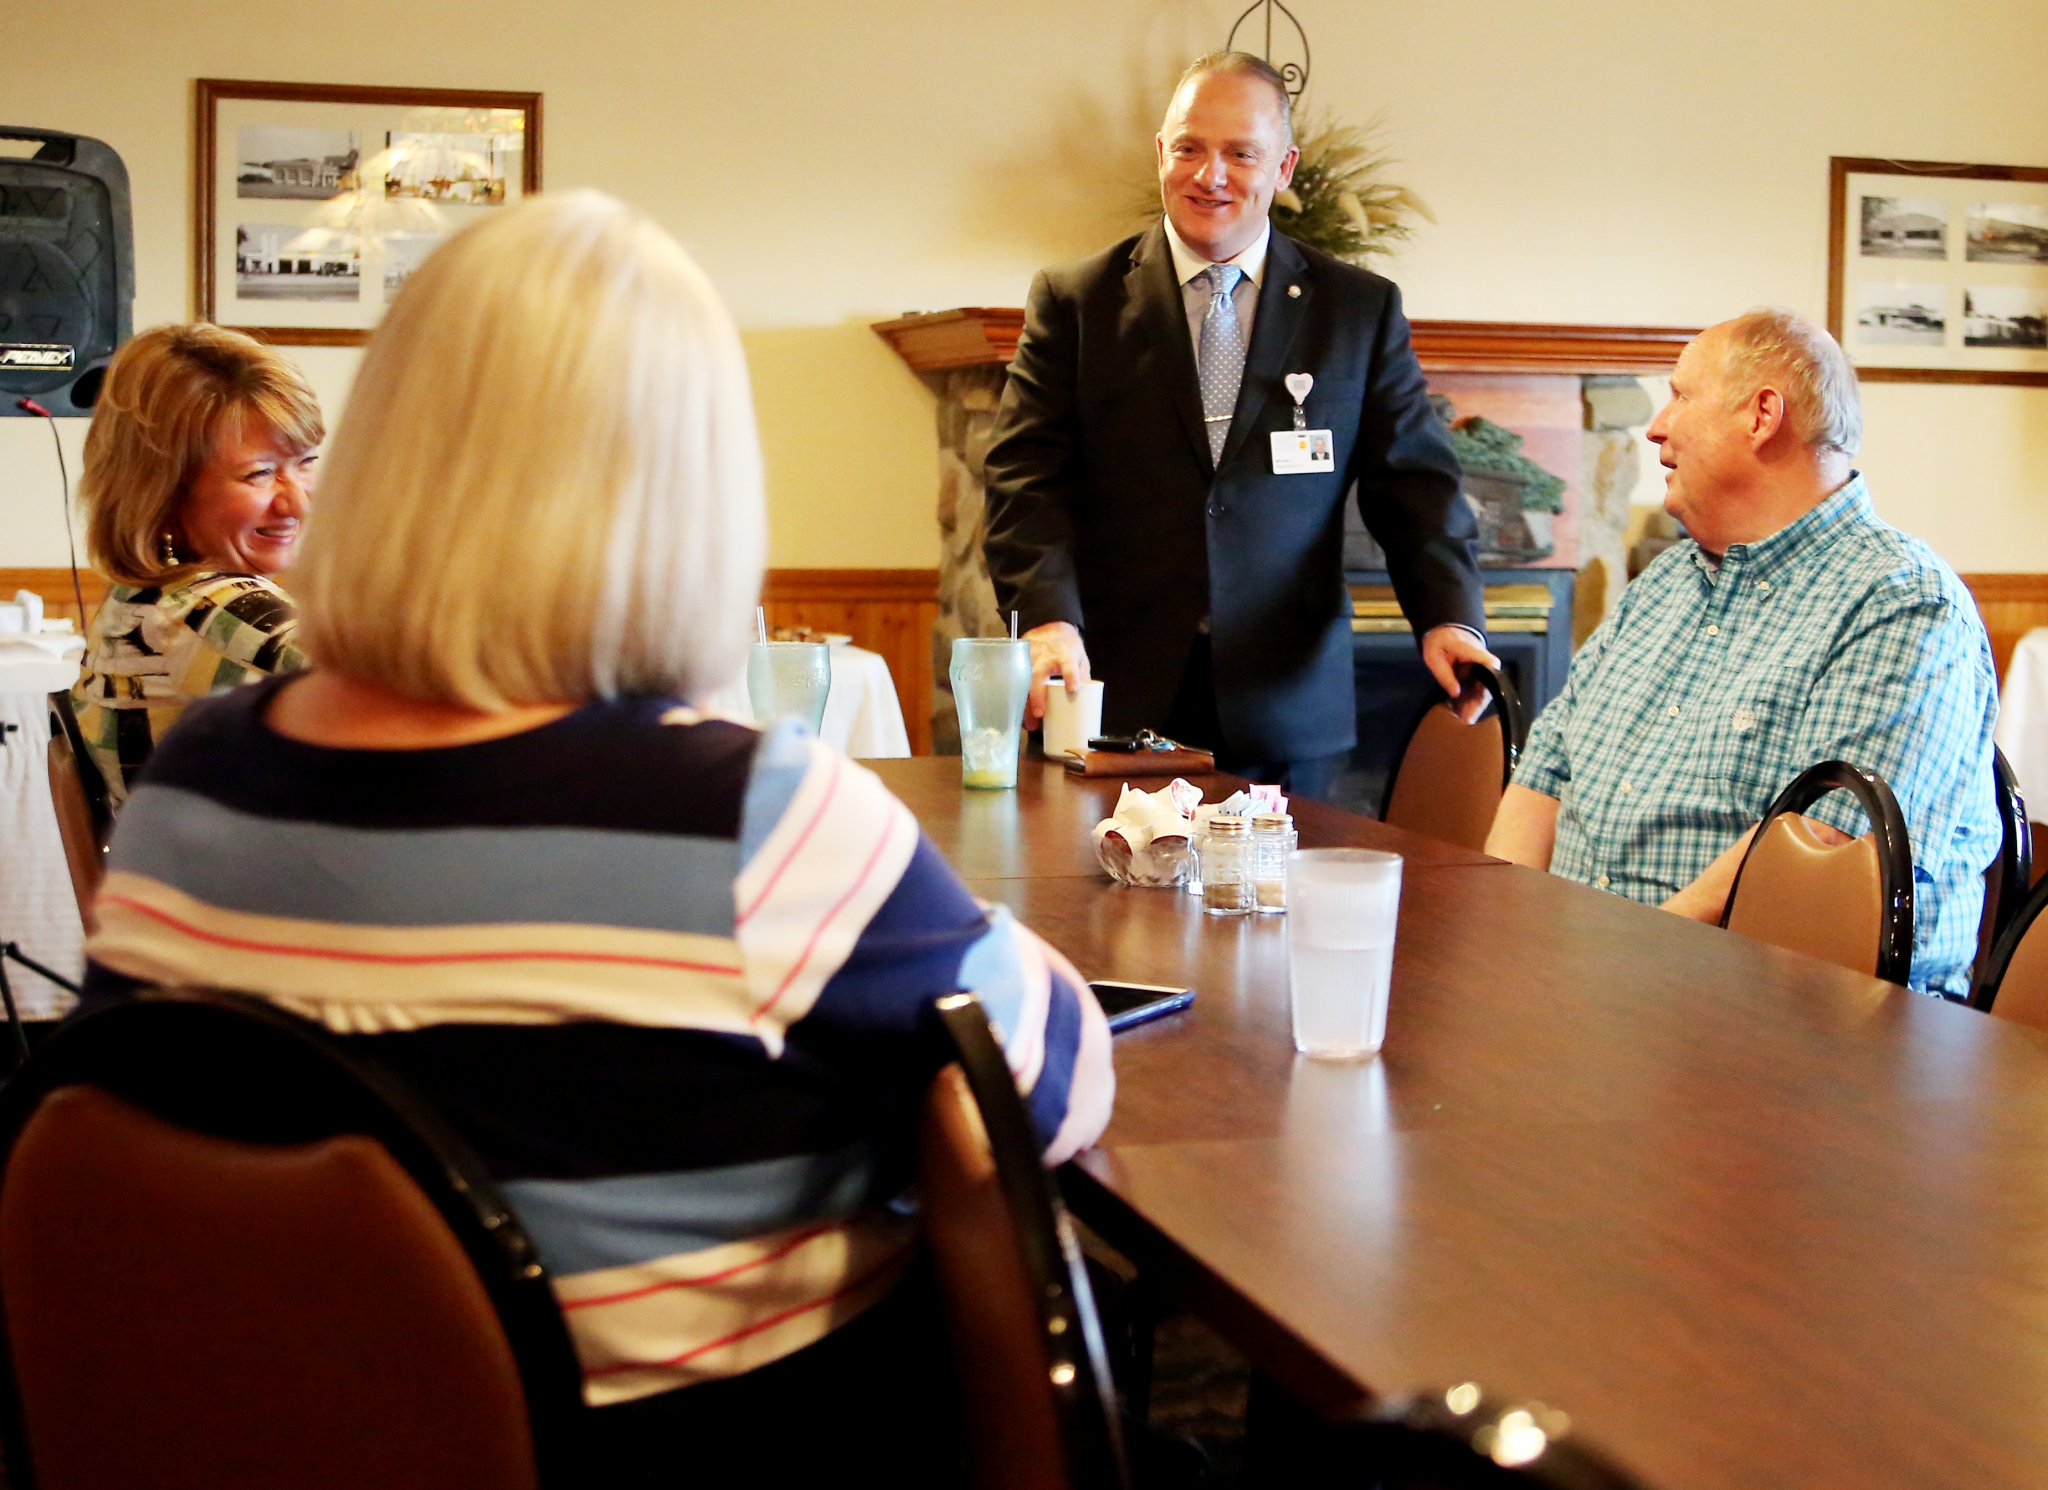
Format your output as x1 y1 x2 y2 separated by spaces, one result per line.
982 51 1492 800
1485 310 1998 997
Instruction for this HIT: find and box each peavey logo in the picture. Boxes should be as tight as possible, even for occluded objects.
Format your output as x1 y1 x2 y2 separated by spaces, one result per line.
0 345 76 370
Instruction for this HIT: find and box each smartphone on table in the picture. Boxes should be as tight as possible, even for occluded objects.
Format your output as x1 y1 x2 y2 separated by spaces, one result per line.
1088 981 1196 1033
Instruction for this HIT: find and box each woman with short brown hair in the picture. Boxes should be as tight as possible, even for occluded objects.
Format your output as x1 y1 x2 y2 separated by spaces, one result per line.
71 322 323 805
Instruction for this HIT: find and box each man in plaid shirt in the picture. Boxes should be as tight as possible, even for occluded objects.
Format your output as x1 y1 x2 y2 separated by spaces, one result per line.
1487 310 1998 997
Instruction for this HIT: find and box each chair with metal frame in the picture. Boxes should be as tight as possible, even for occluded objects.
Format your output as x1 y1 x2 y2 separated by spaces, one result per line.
1719 760 1914 986
1972 868 2048 1031
1380 661 1526 853
1973 747 2033 994
42 691 112 934
1350 1383 1652 1488
919 992 1129 1490
0 989 585 1490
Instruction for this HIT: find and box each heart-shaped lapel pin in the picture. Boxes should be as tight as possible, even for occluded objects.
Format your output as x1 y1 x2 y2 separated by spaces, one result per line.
1284 373 1315 405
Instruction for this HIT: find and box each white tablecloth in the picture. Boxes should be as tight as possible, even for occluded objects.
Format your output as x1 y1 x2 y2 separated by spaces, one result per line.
702 644 911 759
1997 627 2048 822
1 654 85 1018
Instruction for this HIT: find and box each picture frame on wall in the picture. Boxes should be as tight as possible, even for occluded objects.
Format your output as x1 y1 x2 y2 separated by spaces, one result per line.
195 78 542 347
1828 156 2048 387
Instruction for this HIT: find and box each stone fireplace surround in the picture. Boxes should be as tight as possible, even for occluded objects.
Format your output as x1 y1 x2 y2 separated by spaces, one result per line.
874 310 1693 753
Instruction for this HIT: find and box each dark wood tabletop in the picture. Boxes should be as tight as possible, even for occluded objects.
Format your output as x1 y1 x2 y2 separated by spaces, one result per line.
875 758 2048 1490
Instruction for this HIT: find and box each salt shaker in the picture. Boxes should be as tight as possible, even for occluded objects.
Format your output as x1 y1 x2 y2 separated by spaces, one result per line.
1252 811 1296 912
1199 816 1254 915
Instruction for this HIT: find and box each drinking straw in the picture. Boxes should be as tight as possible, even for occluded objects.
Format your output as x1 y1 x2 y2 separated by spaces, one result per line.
1010 610 1019 640
756 607 768 644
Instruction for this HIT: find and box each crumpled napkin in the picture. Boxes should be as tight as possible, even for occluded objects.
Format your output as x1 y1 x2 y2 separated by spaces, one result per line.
1093 778 1204 885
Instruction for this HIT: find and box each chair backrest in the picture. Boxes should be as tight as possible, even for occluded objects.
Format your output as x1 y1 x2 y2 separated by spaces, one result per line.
0 990 584 1490
918 993 1127 1490
43 692 112 932
1975 747 2033 993
1351 1384 1650 1488
1974 872 2048 1032
1382 662 1525 853
1721 760 1914 986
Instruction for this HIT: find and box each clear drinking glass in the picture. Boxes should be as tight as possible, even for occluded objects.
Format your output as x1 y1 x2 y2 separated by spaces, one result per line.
949 637 1032 790
1285 848 1403 1058
747 642 832 733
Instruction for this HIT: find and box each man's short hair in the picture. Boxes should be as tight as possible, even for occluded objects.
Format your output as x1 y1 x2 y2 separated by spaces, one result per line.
291 188 766 710
1717 308 1862 458
1170 51 1294 145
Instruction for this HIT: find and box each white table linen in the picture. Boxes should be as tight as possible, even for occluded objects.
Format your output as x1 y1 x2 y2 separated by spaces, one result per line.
702 643 911 759
1997 627 2048 823
1 641 87 1018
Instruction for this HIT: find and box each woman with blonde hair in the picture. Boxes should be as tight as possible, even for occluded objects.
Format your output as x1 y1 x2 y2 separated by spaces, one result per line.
71 323 321 805
83 191 1112 1481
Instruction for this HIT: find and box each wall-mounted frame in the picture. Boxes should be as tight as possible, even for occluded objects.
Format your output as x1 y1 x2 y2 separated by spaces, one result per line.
195 78 542 347
1828 156 2048 387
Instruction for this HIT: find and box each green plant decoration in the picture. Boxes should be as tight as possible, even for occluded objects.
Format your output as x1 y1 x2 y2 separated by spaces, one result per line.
1270 111 1433 265
1447 417 1567 514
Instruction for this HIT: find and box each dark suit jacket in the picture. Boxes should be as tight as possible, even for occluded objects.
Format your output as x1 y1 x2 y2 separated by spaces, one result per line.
982 222 1483 762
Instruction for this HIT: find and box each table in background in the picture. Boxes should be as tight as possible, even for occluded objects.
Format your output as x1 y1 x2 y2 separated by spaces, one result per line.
704 643 910 758
871 757 2048 1490
1997 626 2048 822
0 645 87 1017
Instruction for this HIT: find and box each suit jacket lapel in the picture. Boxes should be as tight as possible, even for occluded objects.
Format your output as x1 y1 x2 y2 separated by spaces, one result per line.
1221 231 1312 471
1127 222 1212 473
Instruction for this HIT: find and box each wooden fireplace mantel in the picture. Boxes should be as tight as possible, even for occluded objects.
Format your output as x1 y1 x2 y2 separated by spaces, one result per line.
874 308 1698 376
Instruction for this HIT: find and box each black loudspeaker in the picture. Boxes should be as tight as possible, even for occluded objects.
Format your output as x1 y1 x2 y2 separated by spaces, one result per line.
0 127 133 416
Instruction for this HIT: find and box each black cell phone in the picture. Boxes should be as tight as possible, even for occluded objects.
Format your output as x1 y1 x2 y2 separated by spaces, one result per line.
1088 735 1142 752
1089 981 1196 1033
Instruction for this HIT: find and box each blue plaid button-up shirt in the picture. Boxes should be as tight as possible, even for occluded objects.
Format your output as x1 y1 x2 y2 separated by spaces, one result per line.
1517 475 1998 996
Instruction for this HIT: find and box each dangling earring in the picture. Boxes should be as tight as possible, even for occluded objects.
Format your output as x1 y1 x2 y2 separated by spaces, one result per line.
159 531 178 567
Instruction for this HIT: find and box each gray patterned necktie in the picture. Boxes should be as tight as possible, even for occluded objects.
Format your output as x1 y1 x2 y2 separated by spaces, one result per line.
1197 263 1246 464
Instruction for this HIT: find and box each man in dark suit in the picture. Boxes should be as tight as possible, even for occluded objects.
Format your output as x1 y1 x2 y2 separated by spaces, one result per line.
983 51 1491 799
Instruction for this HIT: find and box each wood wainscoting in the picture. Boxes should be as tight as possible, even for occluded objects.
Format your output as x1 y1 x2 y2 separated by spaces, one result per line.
762 568 939 755
1961 574 2048 687
3 565 941 756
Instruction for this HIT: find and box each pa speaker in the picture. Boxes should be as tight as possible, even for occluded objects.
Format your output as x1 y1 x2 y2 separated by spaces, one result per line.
0 127 133 416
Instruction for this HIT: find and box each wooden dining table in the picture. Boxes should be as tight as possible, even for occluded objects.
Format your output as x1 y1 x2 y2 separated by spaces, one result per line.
870 756 2048 1490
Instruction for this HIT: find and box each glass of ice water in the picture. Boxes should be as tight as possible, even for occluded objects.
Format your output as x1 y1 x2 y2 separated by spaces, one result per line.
949 637 1032 790
747 642 832 733
1285 848 1404 1058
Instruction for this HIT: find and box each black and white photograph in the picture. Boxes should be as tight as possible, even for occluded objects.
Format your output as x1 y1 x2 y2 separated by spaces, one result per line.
384 132 515 204
381 233 444 295
235 126 360 200
236 223 361 301
1855 282 1946 346
201 82 542 342
1859 195 1948 259
1963 286 2048 349
1966 202 2048 265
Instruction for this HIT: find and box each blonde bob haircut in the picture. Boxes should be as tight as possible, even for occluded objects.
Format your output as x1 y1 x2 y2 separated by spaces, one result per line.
80 323 323 586
291 189 767 710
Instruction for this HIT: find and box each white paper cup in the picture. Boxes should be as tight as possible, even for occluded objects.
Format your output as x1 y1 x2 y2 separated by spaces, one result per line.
1285 848 1403 1058
1043 678 1105 760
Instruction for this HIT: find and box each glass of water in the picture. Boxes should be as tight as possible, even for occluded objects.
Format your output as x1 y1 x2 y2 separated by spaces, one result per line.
949 637 1032 790
747 642 832 733
1285 848 1404 1059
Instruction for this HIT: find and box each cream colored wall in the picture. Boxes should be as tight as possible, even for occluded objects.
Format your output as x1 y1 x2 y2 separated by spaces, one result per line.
3 0 2044 571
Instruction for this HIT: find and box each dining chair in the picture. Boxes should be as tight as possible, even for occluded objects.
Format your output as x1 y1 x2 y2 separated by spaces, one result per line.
919 993 1129 1490
42 692 112 933
1974 747 2033 993
1720 760 1914 986
1350 1384 1652 1488
1381 661 1525 853
1972 869 2048 1031
0 988 584 1490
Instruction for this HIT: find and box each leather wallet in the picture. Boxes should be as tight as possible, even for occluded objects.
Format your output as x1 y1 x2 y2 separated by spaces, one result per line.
1064 746 1216 777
